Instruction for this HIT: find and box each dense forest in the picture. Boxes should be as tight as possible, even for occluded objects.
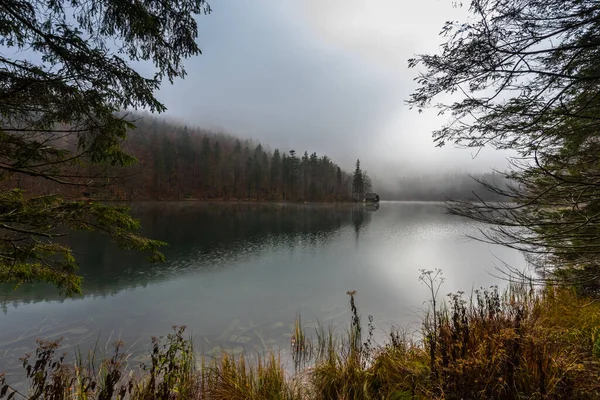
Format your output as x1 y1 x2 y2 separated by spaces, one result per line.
1 115 364 202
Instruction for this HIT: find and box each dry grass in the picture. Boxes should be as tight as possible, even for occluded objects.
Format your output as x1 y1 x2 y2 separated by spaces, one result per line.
200 352 304 400
2 285 600 399
302 285 600 399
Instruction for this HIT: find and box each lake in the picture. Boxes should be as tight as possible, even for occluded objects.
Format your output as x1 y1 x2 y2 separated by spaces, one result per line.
0 201 526 376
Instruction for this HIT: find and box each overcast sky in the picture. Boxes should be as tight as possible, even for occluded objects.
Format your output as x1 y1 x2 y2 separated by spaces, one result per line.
156 0 513 184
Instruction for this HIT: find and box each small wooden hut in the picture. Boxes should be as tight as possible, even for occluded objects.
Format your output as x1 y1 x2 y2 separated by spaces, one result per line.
364 192 380 203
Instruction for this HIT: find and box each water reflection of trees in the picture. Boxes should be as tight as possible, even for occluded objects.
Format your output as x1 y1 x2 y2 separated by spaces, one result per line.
0 202 374 308
352 204 377 245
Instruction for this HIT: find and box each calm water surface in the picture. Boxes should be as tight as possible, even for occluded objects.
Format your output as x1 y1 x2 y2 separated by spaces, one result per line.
0 201 526 375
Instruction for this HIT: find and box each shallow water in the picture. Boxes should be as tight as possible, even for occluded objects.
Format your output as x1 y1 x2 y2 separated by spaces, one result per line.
0 201 526 377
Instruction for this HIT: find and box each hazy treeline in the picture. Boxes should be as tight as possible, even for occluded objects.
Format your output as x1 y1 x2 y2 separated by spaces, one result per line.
1 114 509 203
2 115 357 202
377 172 510 201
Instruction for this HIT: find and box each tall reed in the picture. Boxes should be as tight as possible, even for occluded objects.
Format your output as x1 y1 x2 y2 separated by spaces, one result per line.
3 281 600 399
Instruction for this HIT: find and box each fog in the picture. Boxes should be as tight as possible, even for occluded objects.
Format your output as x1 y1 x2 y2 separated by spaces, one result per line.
155 1 514 190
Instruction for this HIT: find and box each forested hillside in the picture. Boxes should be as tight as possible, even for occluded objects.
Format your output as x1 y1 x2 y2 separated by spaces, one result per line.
1 115 357 202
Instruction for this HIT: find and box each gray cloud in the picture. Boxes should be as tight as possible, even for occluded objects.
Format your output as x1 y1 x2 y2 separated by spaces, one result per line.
157 0 513 186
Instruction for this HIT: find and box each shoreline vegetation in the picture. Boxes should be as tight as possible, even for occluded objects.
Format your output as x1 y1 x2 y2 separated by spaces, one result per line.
2 277 600 399
74 198 364 204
